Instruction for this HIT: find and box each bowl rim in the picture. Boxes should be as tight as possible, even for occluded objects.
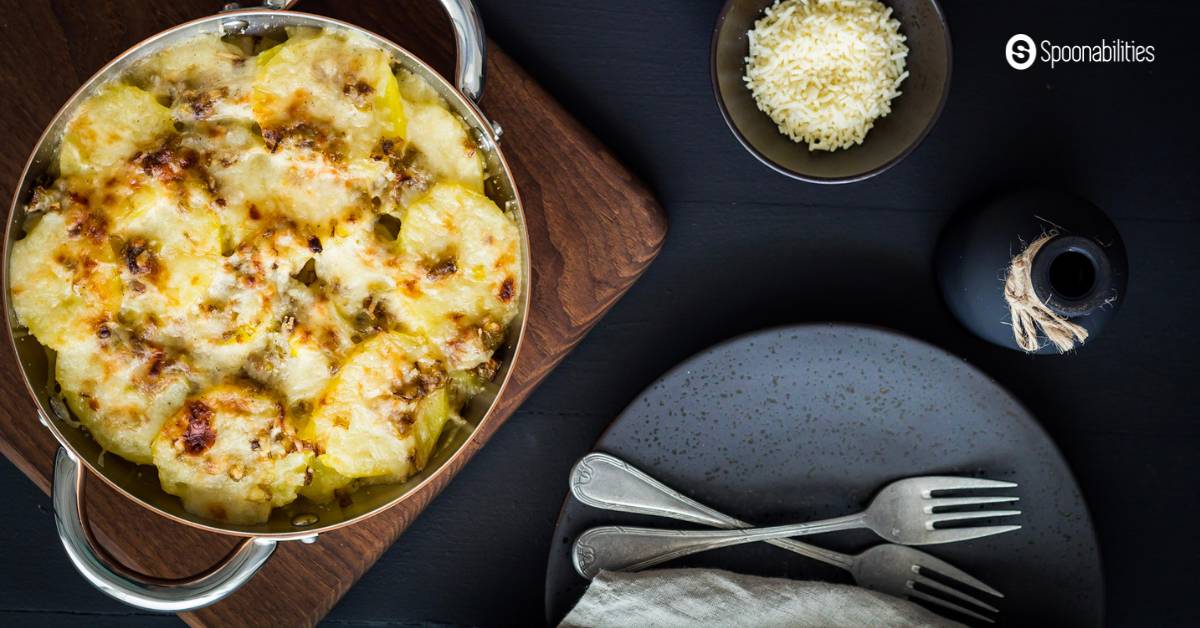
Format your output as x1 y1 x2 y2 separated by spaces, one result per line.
709 0 954 184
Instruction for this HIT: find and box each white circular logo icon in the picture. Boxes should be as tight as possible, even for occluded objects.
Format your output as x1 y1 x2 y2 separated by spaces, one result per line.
1006 34 1036 70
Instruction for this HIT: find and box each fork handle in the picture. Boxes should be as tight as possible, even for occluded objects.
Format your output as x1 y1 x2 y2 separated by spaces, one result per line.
572 514 865 579
571 453 738 527
570 453 855 570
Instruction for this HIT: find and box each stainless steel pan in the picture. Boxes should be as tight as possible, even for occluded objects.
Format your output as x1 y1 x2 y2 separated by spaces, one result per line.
1 0 530 612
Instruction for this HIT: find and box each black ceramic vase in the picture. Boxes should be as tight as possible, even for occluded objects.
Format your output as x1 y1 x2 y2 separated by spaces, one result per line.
935 189 1127 354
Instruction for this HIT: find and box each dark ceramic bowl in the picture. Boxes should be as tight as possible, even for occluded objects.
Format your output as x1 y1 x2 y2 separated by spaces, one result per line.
711 0 952 183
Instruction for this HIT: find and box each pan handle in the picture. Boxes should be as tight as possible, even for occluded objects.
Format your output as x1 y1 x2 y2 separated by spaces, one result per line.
435 0 488 104
52 448 278 612
261 0 488 103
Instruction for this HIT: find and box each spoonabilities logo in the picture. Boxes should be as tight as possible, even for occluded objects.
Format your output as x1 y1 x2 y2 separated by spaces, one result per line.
1005 34 1155 70
1006 34 1036 70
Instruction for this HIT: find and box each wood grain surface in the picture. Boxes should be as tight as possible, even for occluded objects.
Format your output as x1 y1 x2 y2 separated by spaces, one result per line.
0 1 666 626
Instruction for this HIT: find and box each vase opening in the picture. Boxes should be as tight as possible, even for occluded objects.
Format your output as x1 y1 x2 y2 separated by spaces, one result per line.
1031 235 1113 318
1048 250 1097 299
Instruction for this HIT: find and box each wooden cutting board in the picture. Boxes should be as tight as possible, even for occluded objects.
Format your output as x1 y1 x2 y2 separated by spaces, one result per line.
0 1 666 625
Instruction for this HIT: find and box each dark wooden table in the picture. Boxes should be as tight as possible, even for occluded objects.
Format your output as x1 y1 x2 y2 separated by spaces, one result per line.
1 1 1196 625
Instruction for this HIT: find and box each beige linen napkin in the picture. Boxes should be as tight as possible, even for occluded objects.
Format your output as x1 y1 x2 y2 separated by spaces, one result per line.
561 568 964 628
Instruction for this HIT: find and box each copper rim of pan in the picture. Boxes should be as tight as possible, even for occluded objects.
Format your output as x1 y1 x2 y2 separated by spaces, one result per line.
0 8 533 539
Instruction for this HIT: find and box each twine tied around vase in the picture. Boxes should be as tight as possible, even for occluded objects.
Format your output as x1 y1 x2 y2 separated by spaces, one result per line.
1003 231 1089 353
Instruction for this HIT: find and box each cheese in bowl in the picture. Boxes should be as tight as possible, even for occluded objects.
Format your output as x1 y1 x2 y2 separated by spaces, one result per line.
8 28 522 525
744 0 909 151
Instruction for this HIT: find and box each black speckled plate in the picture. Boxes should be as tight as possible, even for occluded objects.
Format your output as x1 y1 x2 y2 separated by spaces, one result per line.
544 324 1102 626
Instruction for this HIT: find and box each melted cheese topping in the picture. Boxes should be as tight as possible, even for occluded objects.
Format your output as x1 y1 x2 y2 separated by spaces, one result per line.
252 28 406 160
110 176 223 327
395 184 521 370
153 384 312 524
57 332 191 465
58 84 175 177
10 208 122 350
299 332 446 482
9 29 521 525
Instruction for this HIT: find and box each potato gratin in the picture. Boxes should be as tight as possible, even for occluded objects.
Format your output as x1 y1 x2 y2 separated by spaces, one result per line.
9 28 522 525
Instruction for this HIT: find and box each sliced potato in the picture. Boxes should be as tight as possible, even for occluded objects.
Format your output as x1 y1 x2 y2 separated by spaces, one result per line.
9 209 123 351
403 101 484 193
153 384 311 524
59 84 174 177
300 332 449 483
394 183 521 369
138 36 247 88
134 36 254 124
109 178 222 326
313 220 402 321
395 69 483 191
165 253 280 376
252 30 405 159
298 456 353 504
395 69 442 105
57 334 191 465
204 124 389 237
448 367 490 406
245 284 356 406
411 386 450 470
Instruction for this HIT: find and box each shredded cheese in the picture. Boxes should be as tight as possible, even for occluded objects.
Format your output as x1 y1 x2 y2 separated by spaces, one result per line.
744 0 909 151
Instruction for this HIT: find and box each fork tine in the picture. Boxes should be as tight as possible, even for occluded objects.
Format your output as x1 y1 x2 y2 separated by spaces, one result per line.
927 496 1019 512
911 573 999 613
915 476 1018 496
911 552 1004 598
907 588 996 624
924 524 1021 543
929 510 1021 526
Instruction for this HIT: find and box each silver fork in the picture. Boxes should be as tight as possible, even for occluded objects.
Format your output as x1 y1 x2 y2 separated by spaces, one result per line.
569 453 1011 623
